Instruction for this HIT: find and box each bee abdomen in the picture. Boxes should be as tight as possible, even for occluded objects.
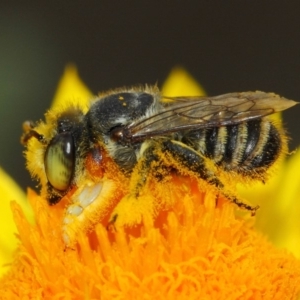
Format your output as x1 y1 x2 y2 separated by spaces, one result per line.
221 119 281 172
239 119 281 172
182 119 282 175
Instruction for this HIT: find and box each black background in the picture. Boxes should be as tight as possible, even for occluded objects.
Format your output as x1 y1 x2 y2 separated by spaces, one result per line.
0 1 299 191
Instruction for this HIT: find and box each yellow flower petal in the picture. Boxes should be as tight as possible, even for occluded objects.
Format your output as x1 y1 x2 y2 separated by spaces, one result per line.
162 67 206 96
50 64 93 110
0 168 32 275
269 149 300 256
239 143 300 258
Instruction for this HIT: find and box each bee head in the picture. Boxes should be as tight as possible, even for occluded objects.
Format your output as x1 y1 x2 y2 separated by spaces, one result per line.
22 107 86 204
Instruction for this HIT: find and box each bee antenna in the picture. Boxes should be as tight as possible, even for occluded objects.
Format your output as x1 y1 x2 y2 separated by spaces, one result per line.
21 121 46 145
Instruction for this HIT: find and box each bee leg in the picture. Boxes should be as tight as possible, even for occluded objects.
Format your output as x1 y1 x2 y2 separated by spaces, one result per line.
162 140 259 214
215 194 219 207
206 179 259 213
109 142 163 227
107 214 118 232
228 195 259 216
21 121 46 145
133 144 161 197
161 139 219 183
210 180 259 214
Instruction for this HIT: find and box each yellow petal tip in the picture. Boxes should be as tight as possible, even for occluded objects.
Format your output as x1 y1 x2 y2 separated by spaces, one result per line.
51 64 93 110
162 67 206 96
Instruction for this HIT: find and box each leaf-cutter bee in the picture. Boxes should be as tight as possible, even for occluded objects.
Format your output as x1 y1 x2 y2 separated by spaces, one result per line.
22 86 297 245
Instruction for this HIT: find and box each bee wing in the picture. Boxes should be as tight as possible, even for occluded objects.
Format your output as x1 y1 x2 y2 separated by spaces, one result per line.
127 91 297 141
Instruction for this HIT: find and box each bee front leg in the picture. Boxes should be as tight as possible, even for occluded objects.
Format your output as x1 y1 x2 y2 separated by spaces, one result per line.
108 141 163 228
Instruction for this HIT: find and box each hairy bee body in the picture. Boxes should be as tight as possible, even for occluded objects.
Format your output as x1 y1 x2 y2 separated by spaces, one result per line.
22 86 296 245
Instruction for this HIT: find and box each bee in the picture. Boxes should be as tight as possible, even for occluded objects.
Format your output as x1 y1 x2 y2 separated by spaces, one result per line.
22 86 297 245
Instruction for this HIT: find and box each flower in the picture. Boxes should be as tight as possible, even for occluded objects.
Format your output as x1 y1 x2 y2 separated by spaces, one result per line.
0 66 300 299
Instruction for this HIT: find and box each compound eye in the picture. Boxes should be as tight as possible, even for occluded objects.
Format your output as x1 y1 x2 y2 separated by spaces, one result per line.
44 133 75 191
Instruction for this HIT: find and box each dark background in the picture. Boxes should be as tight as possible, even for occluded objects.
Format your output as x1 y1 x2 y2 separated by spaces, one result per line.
1 1 299 191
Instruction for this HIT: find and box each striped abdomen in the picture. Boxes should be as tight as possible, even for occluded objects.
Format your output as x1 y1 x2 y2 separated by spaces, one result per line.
182 119 282 176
